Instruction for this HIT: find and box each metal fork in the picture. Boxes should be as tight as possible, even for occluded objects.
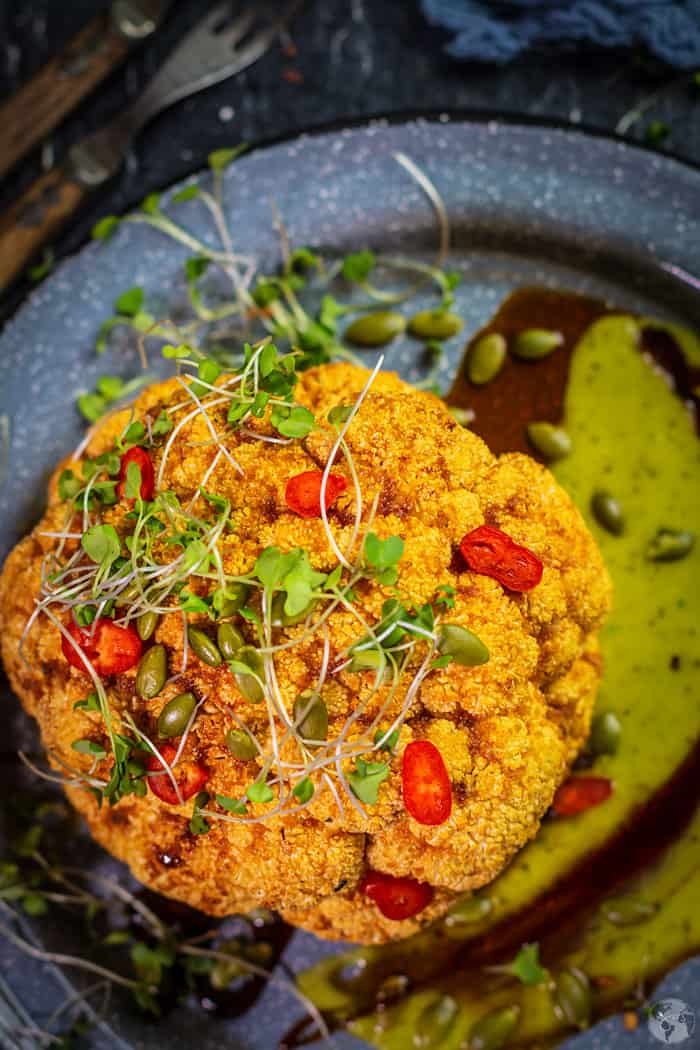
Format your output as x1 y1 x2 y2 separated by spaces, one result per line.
70 0 303 187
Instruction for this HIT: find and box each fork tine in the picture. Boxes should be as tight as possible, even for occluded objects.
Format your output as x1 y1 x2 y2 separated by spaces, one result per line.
227 0 303 65
202 1 237 33
217 8 258 49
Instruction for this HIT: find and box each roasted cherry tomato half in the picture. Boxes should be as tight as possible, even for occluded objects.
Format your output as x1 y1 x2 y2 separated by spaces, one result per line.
285 470 348 518
360 870 434 920
459 524 543 592
402 740 452 826
117 446 155 502
552 775 613 817
146 743 208 806
62 618 142 676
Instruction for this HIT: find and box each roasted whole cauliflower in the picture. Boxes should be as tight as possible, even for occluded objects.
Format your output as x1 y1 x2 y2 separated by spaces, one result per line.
0 360 611 944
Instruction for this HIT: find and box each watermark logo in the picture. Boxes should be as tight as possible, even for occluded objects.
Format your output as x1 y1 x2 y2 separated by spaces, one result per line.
648 998 696 1045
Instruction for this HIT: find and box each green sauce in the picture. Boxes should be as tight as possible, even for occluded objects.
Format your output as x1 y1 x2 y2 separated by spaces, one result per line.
299 312 700 1048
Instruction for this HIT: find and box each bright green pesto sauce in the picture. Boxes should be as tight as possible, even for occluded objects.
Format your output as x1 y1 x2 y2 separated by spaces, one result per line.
301 315 700 1044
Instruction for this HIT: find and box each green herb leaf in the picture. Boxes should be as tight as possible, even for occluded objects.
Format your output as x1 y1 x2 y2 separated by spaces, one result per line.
374 728 399 752
71 739 107 759
114 287 144 317
151 410 173 437
342 250 375 283
646 121 669 147
216 794 248 814
328 404 353 427
124 461 142 500
95 375 124 402
246 781 274 804
178 589 213 617
140 193 161 215
270 404 315 438
435 584 456 609
172 185 200 203
162 343 192 359
93 215 121 240
185 256 210 283
208 144 247 173
122 421 146 447
74 691 101 713
348 758 390 804
189 791 210 835
293 778 314 803
503 943 547 986
58 469 81 501
22 892 49 917
81 524 120 568
364 532 404 572
27 248 54 283
77 393 107 423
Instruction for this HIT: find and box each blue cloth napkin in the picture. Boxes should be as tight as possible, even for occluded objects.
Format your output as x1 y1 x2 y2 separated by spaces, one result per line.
420 0 700 67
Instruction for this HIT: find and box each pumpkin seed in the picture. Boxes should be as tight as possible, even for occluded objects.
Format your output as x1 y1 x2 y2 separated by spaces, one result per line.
187 626 222 667
438 624 489 666
135 644 167 699
344 311 406 347
158 692 196 737
591 490 625 535
408 309 463 341
466 333 507 385
645 528 695 562
215 581 250 617
293 691 328 744
217 622 244 661
225 728 257 760
602 898 658 926
588 711 621 756
414 994 459 1047
233 646 264 703
271 592 317 627
512 328 564 360
468 1004 521 1049
444 896 492 938
136 611 159 641
347 648 386 674
553 968 591 1028
526 421 572 461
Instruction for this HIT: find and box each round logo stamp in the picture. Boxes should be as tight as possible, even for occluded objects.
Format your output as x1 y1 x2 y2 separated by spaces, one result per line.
648 999 696 1045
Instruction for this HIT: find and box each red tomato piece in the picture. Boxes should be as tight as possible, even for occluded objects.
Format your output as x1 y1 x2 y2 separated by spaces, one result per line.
285 470 348 518
360 870 434 920
62 618 142 676
459 524 543 592
146 743 208 805
402 740 453 826
552 775 613 817
117 446 155 502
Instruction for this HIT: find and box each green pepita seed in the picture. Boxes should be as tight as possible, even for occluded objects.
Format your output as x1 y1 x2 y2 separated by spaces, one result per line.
348 648 386 674
225 728 258 760
408 310 463 341
526 421 572 461
271 592 317 627
602 898 658 926
512 328 564 360
344 311 406 348
233 646 264 703
591 490 625 535
443 896 492 938
588 711 622 756
553 968 592 1028
468 1004 521 1050
136 610 159 641
466 333 507 385
293 691 328 744
438 624 489 667
414 994 460 1047
158 692 196 738
217 622 244 661
135 644 167 699
645 528 695 562
215 582 250 617
187 626 222 667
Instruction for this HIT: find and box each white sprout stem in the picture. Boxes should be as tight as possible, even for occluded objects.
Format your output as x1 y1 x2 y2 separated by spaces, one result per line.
174 376 244 476
393 150 450 264
156 396 229 489
171 697 205 769
320 355 384 569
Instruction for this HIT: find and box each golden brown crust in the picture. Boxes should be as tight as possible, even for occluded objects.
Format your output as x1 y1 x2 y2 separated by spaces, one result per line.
0 363 611 943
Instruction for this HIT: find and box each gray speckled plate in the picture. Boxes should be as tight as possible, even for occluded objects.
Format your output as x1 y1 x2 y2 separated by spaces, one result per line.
0 116 699 1050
